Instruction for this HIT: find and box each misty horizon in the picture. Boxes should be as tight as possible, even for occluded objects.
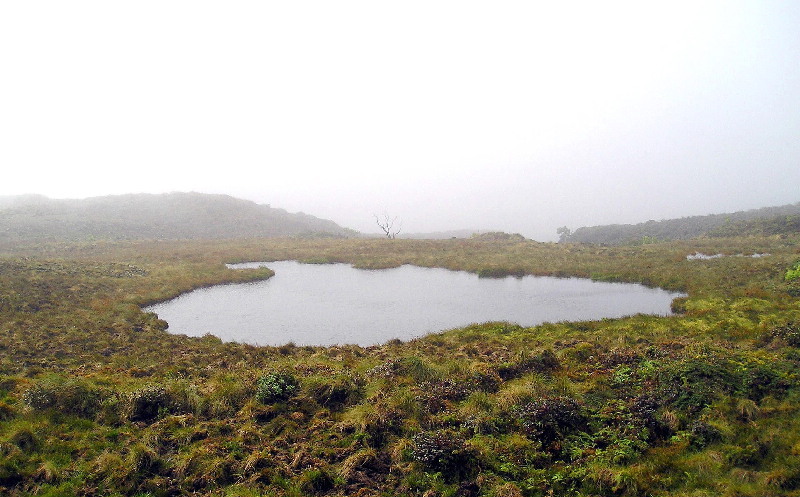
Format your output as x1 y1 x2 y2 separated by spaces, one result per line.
2 190 797 242
2 2 799 241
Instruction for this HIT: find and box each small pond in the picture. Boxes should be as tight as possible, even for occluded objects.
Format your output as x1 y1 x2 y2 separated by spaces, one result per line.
144 261 684 346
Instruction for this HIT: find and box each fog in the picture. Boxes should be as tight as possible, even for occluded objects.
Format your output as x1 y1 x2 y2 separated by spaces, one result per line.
2 2 799 241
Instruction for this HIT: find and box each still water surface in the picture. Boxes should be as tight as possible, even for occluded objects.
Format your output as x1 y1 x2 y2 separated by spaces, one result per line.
145 261 683 346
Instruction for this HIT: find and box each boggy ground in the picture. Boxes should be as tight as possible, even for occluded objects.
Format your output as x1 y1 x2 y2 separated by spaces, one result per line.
0 235 799 496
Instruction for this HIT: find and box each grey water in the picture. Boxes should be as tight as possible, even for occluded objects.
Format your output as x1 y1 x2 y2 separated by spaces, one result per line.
144 261 684 347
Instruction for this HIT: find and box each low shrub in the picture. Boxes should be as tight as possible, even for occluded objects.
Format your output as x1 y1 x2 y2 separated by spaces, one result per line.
418 379 470 411
787 261 800 296
630 395 673 441
656 357 740 413
689 420 723 449
470 369 502 393
764 322 800 347
513 396 585 446
126 385 173 422
411 430 477 481
786 261 800 282
743 363 787 401
255 372 299 404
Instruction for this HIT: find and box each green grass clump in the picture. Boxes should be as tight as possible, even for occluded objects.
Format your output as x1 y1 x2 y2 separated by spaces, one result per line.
22 375 104 418
255 372 299 404
786 260 800 281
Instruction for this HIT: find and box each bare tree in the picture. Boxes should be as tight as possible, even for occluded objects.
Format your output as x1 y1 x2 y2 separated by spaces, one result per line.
375 212 402 239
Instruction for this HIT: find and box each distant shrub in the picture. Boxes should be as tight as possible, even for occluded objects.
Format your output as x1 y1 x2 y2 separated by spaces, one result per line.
416 379 471 413
628 235 664 246
787 262 800 296
656 357 740 413
513 396 585 446
22 375 104 418
126 385 173 422
630 395 672 441
417 371 501 413
255 372 299 404
786 261 800 282
470 369 502 393
368 359 402 378
743 363 787 401
763 322 800 347
689 420 722 449
411 430 477 481
277 342 297 356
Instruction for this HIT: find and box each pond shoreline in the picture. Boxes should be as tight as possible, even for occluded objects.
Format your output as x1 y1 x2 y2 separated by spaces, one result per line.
146 260 685 347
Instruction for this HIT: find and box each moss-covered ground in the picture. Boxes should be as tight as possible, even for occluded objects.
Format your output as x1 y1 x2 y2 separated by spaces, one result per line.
0 235 799 496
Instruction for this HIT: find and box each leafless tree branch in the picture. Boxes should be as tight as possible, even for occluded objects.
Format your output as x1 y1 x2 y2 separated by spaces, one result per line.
374 212 402 239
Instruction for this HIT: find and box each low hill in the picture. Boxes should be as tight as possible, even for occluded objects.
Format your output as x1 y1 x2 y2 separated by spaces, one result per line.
561 202 800 245
0 192 357 243
706 214 800 238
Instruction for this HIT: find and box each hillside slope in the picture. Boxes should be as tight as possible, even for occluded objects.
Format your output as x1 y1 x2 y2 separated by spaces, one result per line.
0 192 357 242
562 202 800 244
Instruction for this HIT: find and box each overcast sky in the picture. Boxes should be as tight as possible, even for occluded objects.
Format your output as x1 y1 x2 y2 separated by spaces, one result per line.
1 1 798 240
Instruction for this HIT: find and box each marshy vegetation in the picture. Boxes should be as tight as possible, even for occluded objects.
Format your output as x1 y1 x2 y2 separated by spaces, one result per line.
1 233 799 496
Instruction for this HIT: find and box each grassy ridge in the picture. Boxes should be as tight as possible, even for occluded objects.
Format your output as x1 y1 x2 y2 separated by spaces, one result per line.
0 192 357 244
0 236 799 496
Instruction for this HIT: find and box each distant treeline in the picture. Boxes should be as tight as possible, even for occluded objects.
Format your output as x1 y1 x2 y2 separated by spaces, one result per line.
0 192 357 243
561 202 800 245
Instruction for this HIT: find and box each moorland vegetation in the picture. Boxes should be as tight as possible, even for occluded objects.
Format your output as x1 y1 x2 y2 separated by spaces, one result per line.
0 230 799 496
